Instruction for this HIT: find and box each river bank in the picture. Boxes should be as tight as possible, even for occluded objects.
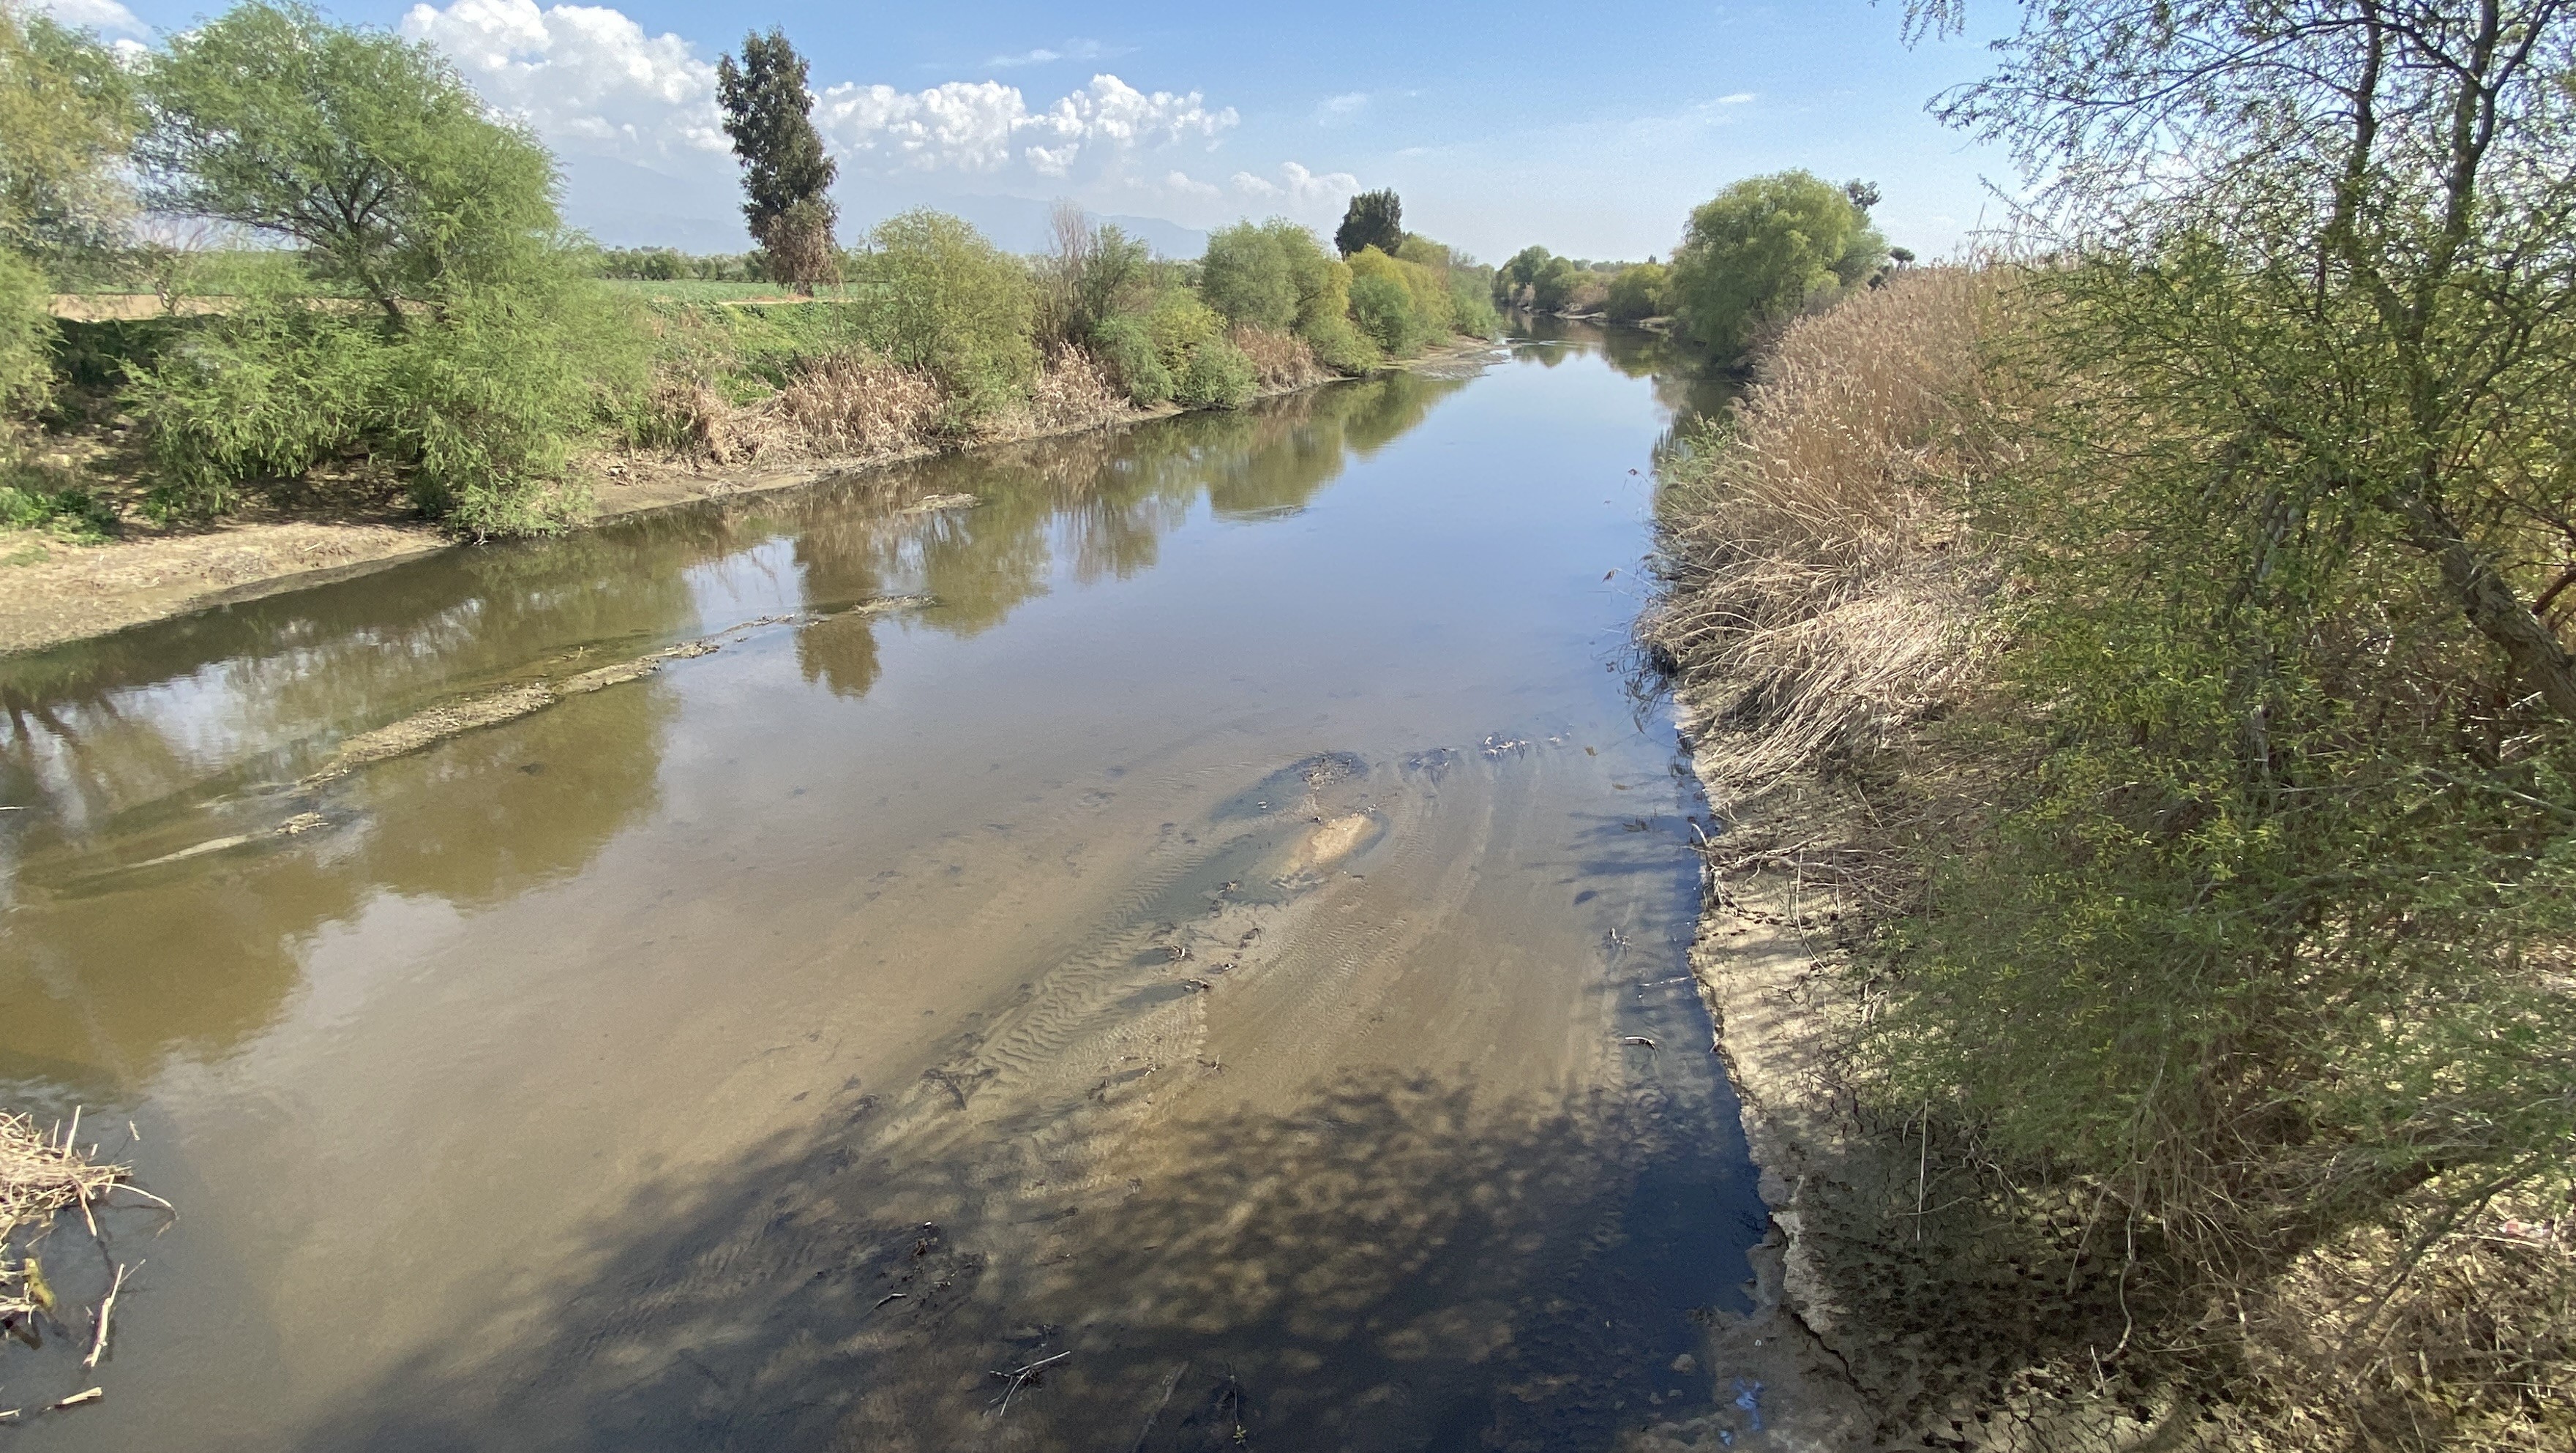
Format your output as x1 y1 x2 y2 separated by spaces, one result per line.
0 340 1497 657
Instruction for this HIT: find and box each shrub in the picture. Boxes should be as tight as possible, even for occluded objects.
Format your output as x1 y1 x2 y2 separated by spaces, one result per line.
127 290 390 521
1606 262 1666 321
1347 271 1419 356
1089 312 1171 405
1144 288 1226 370
0 249 49 421
1172 337 1254 409
854 210 1036 423
1667 170 1884 356
1300 312 1379 375
1447 274 1499 337
1199 221 1298 331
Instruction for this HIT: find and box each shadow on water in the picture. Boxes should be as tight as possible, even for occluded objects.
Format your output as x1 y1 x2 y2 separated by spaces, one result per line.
293 1062 1757 1453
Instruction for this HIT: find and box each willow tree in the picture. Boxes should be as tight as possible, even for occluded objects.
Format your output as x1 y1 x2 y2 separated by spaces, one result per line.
1333 188 1402 258
716 29 837 290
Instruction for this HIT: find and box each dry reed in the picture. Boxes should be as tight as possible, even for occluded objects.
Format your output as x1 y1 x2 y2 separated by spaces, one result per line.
1642 267 2020 788
1229 326 1328 392
1 1111 134 1322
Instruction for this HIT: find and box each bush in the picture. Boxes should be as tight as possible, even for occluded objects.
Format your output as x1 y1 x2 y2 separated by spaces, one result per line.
1199 221 1298 331
1172 337 1254 409
1347 272 1419 356
1447 274 1499 337
1606 262 1666 321
1300 312 1379 375
1667 170 1884 356
853 209 1036 422
0 249 49 421
127 290 390 521
1088 312 1172 406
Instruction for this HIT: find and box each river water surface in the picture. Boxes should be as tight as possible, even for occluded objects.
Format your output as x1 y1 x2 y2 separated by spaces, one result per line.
1 326 1763 1451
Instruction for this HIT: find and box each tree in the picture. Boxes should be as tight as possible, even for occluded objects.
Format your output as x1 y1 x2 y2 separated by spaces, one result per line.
1495 244 1553 306
1199 220 1298 330
1914 0 2576 721
717 29 838 290
1333 188 1403 258
855 210 1033 418
1530 255 1582 312
0 2 138 265
1665 170 1883 354
1605 261 1667 322
139 2 559 326
1035 200 1148 345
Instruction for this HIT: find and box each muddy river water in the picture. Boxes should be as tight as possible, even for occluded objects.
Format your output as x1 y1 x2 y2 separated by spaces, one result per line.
0 325 1765 1451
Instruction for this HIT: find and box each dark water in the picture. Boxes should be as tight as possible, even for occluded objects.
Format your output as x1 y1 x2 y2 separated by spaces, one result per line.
0 323 1762 1451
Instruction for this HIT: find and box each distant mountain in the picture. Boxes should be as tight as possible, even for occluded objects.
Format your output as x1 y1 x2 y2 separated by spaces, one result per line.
553 154 1210 260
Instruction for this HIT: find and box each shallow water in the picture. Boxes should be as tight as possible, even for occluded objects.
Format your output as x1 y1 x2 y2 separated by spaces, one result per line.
0 323 1762 1451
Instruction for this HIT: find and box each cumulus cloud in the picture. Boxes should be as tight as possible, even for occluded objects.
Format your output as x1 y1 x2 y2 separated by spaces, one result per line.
817 74 1235 179
1164 170 1221 200
1229 162 1359 211
36 0 145 36
400 0 726 159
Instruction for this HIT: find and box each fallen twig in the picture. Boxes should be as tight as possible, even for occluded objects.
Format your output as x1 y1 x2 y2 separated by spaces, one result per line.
51 1388 101 1411
1622 1035 1660 1048
989 1349 1071 1415
84 1261 133 1370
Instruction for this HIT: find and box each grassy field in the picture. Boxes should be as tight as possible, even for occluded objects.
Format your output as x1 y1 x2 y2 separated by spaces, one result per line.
594 278 811 304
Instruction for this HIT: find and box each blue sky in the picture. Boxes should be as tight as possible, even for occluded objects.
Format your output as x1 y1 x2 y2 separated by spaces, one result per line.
49 0 2021 260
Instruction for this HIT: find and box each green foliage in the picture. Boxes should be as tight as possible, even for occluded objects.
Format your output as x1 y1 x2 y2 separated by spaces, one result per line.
1172 336 1255 409
127 287 390 520
0 246 49 420
1530 255 1581 312
853 209 1035 422
1605 261 1667 321
0 4 139 264
1347 271 1418 356
1667 170 1884 355
1497 245 1553 304
1034 205 1151 347
1198 220 1300 331
1333 188 1404 258
1088 312 1171 405
716 29 837 288
1445 273 1499 338
140 3 563 323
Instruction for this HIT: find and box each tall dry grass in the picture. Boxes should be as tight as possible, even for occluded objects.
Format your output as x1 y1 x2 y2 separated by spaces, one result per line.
1230 326 1328 393
1643 267 2021 786
643 345 1139 466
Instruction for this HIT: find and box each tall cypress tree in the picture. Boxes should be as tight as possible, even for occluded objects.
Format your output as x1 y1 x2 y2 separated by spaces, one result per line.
716 29 836 288
1333 189 1402 258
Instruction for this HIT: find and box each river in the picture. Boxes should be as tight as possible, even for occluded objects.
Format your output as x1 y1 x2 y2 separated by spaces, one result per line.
0 323 1763 1451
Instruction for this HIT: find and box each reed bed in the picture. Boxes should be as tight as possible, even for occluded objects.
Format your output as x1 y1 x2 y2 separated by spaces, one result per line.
1642 266 2019 788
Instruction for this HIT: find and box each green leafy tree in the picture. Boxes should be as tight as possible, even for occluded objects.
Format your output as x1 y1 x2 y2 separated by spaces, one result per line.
854 209 1034 421
1198 220 1298 330
140 2 561 326
1333 188 1403 258
716 29 838 290
1497 244 1553 305
1605 261 1667 322
1035 200 1149 345
0 2 138 266
1530 255 1581 312
1666 170 1884 354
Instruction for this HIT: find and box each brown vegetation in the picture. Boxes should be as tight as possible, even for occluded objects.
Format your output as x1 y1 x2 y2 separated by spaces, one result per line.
1650 268 2576 1450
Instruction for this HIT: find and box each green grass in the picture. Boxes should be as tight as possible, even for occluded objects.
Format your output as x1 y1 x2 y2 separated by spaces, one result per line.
593 278 811 304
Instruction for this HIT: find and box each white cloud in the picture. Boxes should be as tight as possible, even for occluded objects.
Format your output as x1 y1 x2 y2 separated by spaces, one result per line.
1228 162 1358 214
36 0 145 36
1164 170 1221 199
817 73 1235 179
1315 91 1368 127
987 39 1124 69
400 0 726 159
1715 91 1756 105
